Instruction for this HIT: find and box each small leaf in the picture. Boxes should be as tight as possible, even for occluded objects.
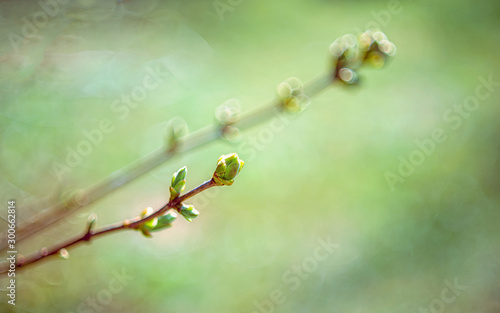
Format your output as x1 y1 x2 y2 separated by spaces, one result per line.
142 207 158 228
170 167 187 200
150 212 177 232
173 180 186 194
169 186 179 200
179 204 199 222
171 167 187 188
140 228 152 238
144 217 158 229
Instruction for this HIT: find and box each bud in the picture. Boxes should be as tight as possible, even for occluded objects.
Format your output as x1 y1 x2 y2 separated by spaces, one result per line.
170 166 187 200
359 30 396 68
378 39 397 57
221 125 242 143
215 98 241 125
338 68 359 85
166 117 188 149
331 34 359 73
138 209 177 237
213 153 244 186
59 248 70 260
365 51 385 68
87 213 97 233
143 207 158 228
179 204 199 222
150 212 177 232
277 77 309 113
138 207 157 237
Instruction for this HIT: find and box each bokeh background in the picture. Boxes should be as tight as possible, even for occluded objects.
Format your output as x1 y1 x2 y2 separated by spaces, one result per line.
0 0 499 312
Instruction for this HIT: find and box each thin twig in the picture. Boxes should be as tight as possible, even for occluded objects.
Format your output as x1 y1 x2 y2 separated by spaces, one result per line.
0 179 217 274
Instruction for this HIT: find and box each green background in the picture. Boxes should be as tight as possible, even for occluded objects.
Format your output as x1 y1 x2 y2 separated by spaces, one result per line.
0 0 499 312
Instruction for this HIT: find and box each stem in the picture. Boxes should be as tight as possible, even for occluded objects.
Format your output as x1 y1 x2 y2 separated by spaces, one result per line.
0 179 217 275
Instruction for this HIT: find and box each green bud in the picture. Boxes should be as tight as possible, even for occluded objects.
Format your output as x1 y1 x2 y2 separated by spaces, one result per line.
150 212 177 232
170 166 187 200
137 209 177 236
215 159 226 177
139 207 157 238
144 218 158 229
213 153 244 186
171 166 187 187
179 204 199 222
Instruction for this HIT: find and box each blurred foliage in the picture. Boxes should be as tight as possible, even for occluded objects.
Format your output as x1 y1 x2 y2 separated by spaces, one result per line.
0 0 499 312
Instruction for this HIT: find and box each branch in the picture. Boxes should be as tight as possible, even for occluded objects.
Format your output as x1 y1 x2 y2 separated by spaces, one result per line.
0 154 244 274
0 29 396 252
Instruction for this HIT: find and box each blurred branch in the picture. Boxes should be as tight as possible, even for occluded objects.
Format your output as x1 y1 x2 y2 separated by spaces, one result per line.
0 30 396 252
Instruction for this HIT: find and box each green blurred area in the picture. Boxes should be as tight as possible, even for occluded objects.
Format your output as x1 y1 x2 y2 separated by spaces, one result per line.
0 0 499 312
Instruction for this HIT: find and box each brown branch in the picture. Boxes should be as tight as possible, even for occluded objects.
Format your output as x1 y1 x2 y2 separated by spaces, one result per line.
0 30 396 253
0 179 217 275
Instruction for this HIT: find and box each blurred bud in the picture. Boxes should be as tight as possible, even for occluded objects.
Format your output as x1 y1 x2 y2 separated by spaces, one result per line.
277 77 309 113
213 153 245 186
379 40 397 57
221 125 242 143
331 30 395 83
330 34 361 84
217 99 242 143
166 117 188 150
179 204 199 222
73 190 89 206
359 29 397 68
359 30 375 51
215 98 241 125
277 81 293 98
59 248 70 260
338 68 359 85
61 189 87 208
331 34 359 65
170 166 187 200
372 30 388 42
366 51 385 68
329 39 344 58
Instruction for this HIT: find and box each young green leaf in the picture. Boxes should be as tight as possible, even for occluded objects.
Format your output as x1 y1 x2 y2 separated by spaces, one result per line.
149 212 177 232
179 204 199 222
